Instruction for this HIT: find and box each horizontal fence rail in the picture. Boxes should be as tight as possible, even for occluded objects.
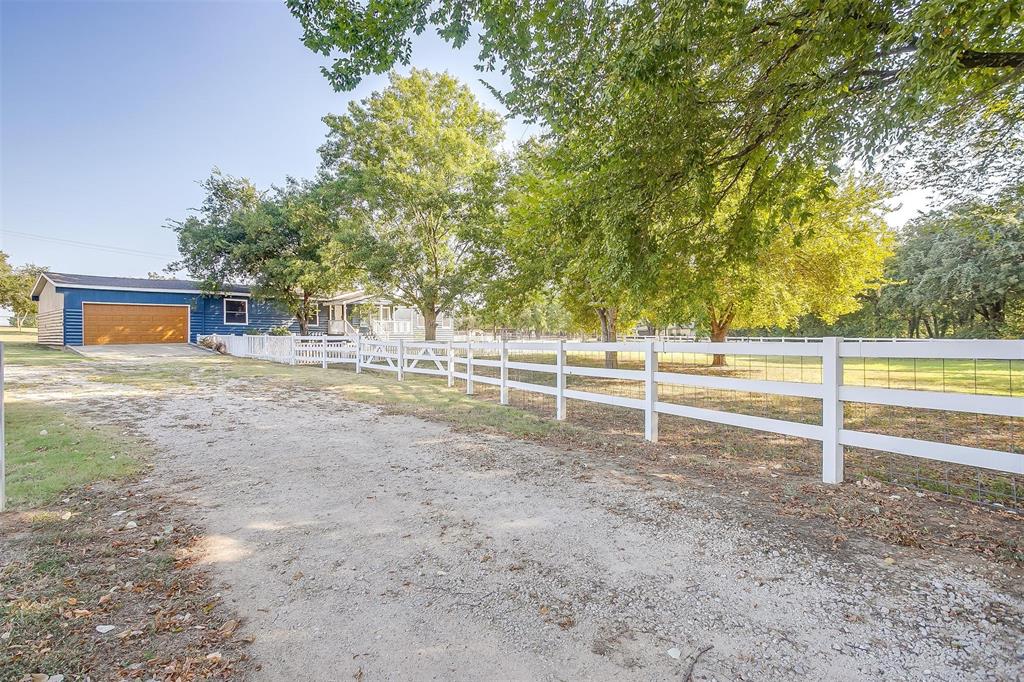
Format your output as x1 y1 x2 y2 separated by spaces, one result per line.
198 334 1024 484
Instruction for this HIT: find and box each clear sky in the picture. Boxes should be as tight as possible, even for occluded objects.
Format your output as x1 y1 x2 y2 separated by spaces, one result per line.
2 0 920 279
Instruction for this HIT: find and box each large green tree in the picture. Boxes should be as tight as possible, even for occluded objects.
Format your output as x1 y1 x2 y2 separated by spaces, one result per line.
171 171 349 334
881 185 1024 338
289 0 1022 321
482 141 649 366
0 254 48 330
320 69 504 340
651 174 894 363
289 0 1023 195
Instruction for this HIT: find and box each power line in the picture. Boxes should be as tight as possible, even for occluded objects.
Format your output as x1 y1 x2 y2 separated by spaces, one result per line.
0 229 177 260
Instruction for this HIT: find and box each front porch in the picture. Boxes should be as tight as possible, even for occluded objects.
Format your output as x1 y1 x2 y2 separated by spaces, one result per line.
325 296 454 341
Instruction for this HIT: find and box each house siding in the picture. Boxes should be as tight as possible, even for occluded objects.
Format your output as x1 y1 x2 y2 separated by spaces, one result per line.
55 287 327 345
36 281 65 346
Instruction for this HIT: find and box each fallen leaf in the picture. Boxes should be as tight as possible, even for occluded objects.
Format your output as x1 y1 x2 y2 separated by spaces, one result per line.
218 619 240 638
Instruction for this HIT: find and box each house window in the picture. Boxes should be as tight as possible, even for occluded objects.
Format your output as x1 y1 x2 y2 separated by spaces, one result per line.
223 298 248 325
301 306 320 326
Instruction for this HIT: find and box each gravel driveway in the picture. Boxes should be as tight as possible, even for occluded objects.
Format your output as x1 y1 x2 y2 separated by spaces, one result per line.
15 357 1024 680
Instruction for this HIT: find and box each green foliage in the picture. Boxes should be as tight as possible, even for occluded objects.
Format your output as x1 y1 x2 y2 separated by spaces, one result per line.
482 141 651 347
650 175 895 339
0 254 48 330
170 170 351 333
320 69 504 340
880 185 1024 338
784 290 906 339
466 286 576 337
268 326 292 336
289 0 1024 197
288 0 1023 343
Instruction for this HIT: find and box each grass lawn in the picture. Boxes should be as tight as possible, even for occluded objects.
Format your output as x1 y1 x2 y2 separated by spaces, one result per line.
2 327 140 508
482 347 1023 396
1 327 86 367
1 333 247 679
3 400 144 508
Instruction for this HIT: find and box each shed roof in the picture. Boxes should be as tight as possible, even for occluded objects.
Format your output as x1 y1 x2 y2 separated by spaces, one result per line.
31 272 252 300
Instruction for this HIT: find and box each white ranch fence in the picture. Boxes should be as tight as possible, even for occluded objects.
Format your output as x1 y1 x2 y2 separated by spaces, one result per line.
198 334 1024 484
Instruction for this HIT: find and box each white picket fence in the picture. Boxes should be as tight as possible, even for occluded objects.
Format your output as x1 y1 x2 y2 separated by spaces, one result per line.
199 334 1024 483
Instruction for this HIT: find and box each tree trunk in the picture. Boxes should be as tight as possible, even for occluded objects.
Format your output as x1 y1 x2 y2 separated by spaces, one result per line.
710 322 729 367
596 307 618 368
923 316 936 338
297 294 311 335
423 306 438 341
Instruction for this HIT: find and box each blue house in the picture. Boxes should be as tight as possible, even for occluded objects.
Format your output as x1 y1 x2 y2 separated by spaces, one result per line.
31 272 327 347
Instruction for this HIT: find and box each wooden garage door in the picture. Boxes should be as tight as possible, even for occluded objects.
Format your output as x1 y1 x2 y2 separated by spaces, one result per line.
83 304 188 345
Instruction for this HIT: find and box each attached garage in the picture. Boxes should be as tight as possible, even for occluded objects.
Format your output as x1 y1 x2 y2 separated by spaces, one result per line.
83 303 189 345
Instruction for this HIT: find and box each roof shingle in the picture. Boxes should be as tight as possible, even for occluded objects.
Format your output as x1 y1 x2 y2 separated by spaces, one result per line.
42 272 251 295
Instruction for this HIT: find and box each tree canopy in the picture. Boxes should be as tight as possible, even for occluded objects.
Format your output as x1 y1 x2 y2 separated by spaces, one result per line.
880 185 1024 338
320 69 505 340
652 175 894 338
288 0 1024 197
289 0 1022 344
0 254 48 330
171 171 350 333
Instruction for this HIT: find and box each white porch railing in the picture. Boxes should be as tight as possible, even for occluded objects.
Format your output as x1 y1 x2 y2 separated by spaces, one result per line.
327 320 358 336
198 334 1024 484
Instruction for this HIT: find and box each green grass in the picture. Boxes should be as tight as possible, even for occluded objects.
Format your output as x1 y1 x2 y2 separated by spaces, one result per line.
491 349 1023 396
3 400 144 508
220 359 565 438
87 362 199 390
0 327 84 367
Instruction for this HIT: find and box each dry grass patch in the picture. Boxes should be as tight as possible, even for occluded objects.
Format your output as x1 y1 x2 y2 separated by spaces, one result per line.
1 483 249 680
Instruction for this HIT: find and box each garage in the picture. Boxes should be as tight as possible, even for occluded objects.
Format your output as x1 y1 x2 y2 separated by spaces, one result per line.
83 303 188 345
30 272 283 347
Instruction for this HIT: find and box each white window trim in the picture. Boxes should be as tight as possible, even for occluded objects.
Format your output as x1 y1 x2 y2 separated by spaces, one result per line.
223 298 248 325
302 306 320 327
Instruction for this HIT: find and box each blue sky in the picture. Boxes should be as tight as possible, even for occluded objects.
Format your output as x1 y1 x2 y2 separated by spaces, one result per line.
2 1 923 279
1 0 527 277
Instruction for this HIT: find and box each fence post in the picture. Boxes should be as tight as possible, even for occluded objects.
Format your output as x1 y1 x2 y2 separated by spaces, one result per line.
555 339 566 420
289 335 297 366
447 340 455 387
466 341 474 395
321 335 328 369
644 339 659 442
398 339 405 381
499 338 509 405
821 336 843 484
355 333 362 373
1 342 5 512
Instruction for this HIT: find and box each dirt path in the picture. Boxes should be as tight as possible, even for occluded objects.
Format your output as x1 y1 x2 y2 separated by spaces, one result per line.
15 358 1024 680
